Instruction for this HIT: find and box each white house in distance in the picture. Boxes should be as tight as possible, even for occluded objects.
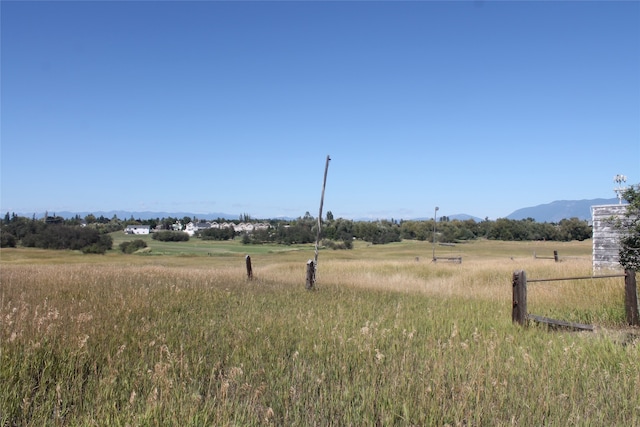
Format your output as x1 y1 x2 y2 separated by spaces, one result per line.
124 225 151 235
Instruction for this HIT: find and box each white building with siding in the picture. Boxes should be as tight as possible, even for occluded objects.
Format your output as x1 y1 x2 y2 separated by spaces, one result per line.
591 204 628 271
124 225 151 235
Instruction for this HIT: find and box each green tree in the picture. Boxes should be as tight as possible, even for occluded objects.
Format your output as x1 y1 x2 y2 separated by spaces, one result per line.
19 224 112 253
617 184 640 271
241 233 252 244
354 220 400 244
0 230 16 247
557 218 591 241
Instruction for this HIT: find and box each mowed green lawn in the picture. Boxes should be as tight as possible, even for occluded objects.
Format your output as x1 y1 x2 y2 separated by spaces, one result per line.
1 237 638 426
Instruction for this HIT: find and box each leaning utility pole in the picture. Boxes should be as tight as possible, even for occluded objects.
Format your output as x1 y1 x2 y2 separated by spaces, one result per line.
308 155 331 290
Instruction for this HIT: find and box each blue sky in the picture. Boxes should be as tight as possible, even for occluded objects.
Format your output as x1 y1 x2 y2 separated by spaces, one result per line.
1 1 638 220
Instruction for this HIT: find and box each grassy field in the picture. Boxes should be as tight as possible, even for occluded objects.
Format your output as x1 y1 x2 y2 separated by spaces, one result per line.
1 236 638 426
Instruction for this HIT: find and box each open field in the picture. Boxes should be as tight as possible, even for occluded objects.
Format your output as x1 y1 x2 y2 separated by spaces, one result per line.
1 237 638 425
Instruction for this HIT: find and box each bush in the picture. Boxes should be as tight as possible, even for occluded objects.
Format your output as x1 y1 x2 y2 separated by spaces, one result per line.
83 244 105 254
617 184 640 271
152 231 189 242
241 228 274 245
119 239 148 254
321 238 353 250
21 224 112 252
200 227 235 241
0 230 16 248
82 234 113 254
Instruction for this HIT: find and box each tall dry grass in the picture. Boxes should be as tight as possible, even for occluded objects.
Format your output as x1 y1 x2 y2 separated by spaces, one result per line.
1 240 638 425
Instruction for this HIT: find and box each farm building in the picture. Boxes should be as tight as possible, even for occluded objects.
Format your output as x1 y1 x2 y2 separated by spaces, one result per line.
124 225 150 235
591 204 628 271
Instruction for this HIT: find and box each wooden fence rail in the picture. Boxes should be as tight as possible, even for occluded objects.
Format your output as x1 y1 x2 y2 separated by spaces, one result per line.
512 269 638 328
527 273 627 283
433 256 462 264
534 250 559 262
625 270 639 326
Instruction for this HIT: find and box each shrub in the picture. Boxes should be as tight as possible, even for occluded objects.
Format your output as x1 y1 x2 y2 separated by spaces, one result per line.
0 230 16 248
83 244 105 254
119 239 148 254
200 227 235 241
82 234 113 254
321 238 353 250
152 231 189 242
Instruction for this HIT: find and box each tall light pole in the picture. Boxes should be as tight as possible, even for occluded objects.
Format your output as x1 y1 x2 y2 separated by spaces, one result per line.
432 206 439 261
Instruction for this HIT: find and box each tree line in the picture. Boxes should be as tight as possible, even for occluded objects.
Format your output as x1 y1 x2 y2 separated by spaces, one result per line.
0 210 605 251
2 188 638 271
1 213 113 253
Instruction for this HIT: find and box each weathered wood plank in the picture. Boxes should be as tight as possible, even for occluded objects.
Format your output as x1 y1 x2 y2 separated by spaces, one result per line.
528 314 594 331
434 256 462 263
592 204 628 271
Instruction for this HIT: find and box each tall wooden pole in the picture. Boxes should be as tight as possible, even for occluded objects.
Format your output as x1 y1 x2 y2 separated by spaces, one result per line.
313 155 331 282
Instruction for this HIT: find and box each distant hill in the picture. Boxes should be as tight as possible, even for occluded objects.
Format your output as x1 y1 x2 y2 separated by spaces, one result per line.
506 198 620 222
448 213 484 222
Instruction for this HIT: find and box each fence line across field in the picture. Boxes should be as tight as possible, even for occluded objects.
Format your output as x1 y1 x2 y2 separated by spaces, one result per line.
533 250 559 262
527 273 627 283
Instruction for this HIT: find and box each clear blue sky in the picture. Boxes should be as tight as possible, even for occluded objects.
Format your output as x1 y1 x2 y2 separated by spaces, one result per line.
1 1 638 220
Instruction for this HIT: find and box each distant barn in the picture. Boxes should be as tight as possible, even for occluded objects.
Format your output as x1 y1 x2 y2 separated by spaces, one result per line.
591 204 628 271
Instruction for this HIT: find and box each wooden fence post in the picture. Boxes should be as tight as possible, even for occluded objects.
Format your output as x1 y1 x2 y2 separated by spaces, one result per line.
306 260 315 290
553 250 558 262
512 270 527 326
245 255 253 280
624 269 638 326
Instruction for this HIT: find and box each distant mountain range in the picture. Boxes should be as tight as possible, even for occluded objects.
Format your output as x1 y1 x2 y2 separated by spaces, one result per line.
506 198 620 222
9 198 623 223
402 198 621 223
